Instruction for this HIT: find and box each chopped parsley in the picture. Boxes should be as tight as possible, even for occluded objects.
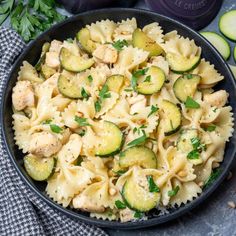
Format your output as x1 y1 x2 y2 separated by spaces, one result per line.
185 96 200 109
144 75 151 82
133 124 147 135
74 116 91 127
127 130 147 147
147 175 160 193
87 75 93 82
204 124 216 132
185 74 193 79
95 101 102 112
115 170 127 176
50 124 62 133
187 149 200 159
148 105 159 117
81 87 90 100
94 84 111 112
78 129 86 137
112 39 128 51
168 186 180 197
42 119 52 124
187 137 206 160
134 211 143 218
131 68 149 90
115 200 126 209
204 168 221 188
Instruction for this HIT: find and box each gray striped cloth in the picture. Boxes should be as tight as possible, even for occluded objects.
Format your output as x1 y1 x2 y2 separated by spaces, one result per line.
0 27 107 236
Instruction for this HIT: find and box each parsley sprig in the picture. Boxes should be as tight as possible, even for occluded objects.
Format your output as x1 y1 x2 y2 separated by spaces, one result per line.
131 68 149 91
112 39 128 51
168 186 180 197
74 116 91 127
94 84 111 112
185 96 200 109
147 175 160 193
187 137 206 160
42 119 63 133
148 105 159 117
204 168 221 189
127 130 147 147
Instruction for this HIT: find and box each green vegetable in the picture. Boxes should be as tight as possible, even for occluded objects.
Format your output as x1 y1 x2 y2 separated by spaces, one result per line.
127 130 147 147
74 116 91 127
115 200 126 209
147 176 160 193
87 75 93 82
134 211 143 218
81 87 90 100
187 150 200 159
186 137 205 164
2 0 66 42
50 124 62 133
204 124 216 132
204 168 221 188
94 84 111 113
148 105 159 117
112 39 128 51
94 101 101 112
185 96 200 109
131 68 149 90
168 186 180 197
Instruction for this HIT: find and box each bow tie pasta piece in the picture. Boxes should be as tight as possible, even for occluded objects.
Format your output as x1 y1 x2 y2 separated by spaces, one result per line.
142 22 164 45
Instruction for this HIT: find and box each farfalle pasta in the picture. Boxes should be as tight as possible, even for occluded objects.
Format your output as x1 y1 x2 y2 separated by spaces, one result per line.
11 18 234 222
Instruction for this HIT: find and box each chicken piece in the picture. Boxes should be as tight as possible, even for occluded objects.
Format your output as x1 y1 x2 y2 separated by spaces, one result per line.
72 195 105 213
12 80 35 111
204 90 228 108
120 208 135 222
29 131 62 157
49 40 63 53
92 44 118 64
45 51 60 68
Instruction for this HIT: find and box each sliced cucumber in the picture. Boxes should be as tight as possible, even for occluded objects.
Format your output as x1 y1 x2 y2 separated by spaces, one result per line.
119 146 157 169
166 53 200 73
234 46 236 62
136 66 165 95
219 10 236 41
200 32 230 60
58 74 82 99
41 64 56 79
76 28 97 54
229 64 236 79
59 47 94 72
159 100 181 136
122 175 160 212
35 42 50 71
132 28 164 57
105 74 124 93
95 121 123 157
24 155 56 181
173 74 201 102
177 129 198 153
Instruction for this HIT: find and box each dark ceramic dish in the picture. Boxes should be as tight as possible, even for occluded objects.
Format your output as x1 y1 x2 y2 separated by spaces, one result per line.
1 8 236 230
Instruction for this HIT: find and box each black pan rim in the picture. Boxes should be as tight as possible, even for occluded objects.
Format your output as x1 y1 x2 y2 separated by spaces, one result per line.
1 7 236 229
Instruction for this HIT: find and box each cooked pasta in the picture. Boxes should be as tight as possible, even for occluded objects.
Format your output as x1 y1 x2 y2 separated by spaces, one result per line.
11 18 234 222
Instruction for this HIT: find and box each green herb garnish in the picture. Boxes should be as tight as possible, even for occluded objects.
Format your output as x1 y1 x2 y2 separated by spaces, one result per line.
78 129 86 137
112 39 128 51
95 101 101 112
87 75 93 82
134 211 143 218
144 75 151 82
204 168 221 188
42 119 52 124
115 170 127 176
133 125 147 135
115 200 126 209
124 88 133 92
187 149 200 159
147 175 160 193
131 68 149 90
148 105 159 117
168 186 180 197
185 74 193 79
81 87 90 100
204 124 216 132
185 96 200 109
99 84 111 99
74 116 91 127
187 137 206 160
50 124 62 133
127 130 147 147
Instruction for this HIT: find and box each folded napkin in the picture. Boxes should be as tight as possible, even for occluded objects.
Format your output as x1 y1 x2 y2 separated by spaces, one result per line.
0 27 107 236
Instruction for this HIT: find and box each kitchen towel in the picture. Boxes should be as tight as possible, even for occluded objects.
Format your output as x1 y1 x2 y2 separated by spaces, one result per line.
0 27 107 236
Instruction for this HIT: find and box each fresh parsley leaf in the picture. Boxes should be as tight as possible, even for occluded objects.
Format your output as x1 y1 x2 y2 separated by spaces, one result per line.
115 200 126 209
168 186 180 197
127 130 147 147
0 0 14 14
81 87 90 100
74 116 91 127
134 211 143 218
133 127 138 134
112 39 128 51
78 129 86 137
144 75 151 82
115 170 127 176
187 149 199 159
133 125 147 135
131 68 149 90
50 124 62 133
204 168 221 188
185 96 200 109
99 84 111 99
213 107 218 113
191 137 201 150
147 175 160 193
87 75 93 82
148 105 159 117
42 119 52 124
204 124 216 132
95 101 101 112
185 74 193 79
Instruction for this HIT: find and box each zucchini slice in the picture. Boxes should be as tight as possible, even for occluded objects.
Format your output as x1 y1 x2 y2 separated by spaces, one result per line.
219 10 236 41
58 74 82 99
132 28 164 57
95 121 123 157
229 64 236 79
122 175 160 212
59 47 94 72
41 64 56 79
24 155 56 181
234 46 236 62
166 53 200 73
119 146 157 169
105 74 124 93
76 28 97 54
35 42 50 71
159 100 181 136
173 74 201 102
200 32 230 60
136 66 165 95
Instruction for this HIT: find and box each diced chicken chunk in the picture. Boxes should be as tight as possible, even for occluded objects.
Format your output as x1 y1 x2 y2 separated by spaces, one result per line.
49 40 63 53
12 80 35 111
45 51 60 68
120 208 135 222
73 195 105 213
29 131 62 157
92 44 118 64
204 90 228 108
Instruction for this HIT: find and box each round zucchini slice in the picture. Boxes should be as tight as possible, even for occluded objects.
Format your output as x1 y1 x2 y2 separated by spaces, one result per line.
35 42 50 71
166 53 200 74
59 47 94 72
76 28 97 54
105 74 124 93
173 74 201 102
159 100 181 136
122 175 160 212
132 28 164 57
136 66 165 95
40 64 56 79
24 155 56 181
177 129 198 153
58 74 82 99
119 146 157 169
95 121 123 157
